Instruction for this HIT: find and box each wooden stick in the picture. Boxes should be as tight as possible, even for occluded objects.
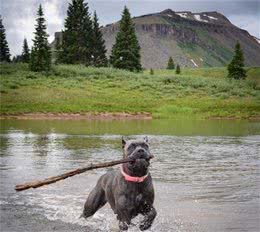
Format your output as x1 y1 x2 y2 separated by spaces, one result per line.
15 158 133 192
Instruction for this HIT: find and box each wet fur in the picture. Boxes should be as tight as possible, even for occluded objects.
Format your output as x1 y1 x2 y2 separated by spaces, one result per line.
82 137 156 231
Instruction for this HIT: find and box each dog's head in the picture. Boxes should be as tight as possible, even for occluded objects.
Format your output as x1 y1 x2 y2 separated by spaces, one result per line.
122 137 153 176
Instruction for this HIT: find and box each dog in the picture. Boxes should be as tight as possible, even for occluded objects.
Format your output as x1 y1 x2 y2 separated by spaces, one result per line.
81 137 156 231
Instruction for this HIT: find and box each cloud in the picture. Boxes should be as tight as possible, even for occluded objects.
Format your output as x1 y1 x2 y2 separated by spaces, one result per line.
43 0 64 42
1 0 36 56
1 0 259 56
0 0 66 56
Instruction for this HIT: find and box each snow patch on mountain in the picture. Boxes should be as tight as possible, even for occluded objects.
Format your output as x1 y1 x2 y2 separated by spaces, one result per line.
191 59 198 67
176 13 187 18
203 14 218 20
194 14 208 23
254 37 260 44
207 15 218 20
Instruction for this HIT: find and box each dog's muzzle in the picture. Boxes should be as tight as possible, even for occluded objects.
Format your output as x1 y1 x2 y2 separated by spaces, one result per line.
128 148 153 162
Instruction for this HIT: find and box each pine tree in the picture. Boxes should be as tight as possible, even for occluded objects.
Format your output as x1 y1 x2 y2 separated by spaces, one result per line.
30 5 51 72
12 55 23 63
227 42 246 79
110 6 141 72
176 64 181 74
0 16 11 62
167 56 175 69
21 38 30 63
60 0 93 65
92 11 108 67
55 33 62 64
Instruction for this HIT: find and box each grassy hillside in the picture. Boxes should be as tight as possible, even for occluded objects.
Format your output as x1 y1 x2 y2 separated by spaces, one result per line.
1 63 259 119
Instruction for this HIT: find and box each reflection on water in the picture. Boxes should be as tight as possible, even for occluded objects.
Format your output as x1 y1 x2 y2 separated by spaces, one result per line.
1 118 260 136
0 119 260 232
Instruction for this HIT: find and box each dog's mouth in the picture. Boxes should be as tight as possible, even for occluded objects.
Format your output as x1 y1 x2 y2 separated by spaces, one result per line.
126 154 154 176
129 153 154 168
130 157 151 165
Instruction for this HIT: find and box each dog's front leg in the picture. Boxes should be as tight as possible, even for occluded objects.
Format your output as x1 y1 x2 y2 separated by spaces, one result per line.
118 220 129 231
116 196 131 231
139 206 157 231
117 212 131 231
81 178 107 219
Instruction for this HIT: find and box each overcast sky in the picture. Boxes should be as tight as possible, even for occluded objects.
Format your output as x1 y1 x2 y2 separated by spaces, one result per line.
1 0 259 56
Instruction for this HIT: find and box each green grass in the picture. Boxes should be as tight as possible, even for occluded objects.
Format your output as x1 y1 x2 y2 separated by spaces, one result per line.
0 63 259 119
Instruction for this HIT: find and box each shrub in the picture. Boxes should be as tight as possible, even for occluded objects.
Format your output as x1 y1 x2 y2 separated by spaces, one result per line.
9 84 18 89
163 77 173 84
176 64 181 74
26 74 38 79
167 57 175 69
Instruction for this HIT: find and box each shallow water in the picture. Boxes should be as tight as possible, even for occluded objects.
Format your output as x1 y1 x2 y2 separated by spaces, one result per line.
0 119 260 232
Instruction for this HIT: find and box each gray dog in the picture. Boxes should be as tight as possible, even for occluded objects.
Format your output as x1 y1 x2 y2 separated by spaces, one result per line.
81 137 156 231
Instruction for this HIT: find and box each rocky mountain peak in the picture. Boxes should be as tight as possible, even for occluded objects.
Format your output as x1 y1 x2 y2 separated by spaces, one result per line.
51 8 260 69
157 9 232 26
160 9 175 15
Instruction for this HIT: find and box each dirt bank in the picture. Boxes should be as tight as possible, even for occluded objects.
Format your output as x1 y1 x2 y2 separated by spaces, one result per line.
0 112 152 120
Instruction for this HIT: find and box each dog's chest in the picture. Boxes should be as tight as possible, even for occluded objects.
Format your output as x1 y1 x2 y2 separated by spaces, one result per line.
136 193 144 204
125 188 147 210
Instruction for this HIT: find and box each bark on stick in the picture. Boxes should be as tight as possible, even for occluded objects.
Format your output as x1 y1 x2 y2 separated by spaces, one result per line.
15 158 133 192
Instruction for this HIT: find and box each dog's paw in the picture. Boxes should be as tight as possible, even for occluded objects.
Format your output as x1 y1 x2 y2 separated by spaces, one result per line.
139 222 152 231
119 221 128 231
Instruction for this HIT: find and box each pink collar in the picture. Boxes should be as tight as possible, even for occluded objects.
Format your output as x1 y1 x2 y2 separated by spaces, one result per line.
120 166 149 183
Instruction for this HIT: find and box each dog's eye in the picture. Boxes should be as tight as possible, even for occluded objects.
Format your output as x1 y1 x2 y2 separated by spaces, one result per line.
128 144 136 152
142 144 148 150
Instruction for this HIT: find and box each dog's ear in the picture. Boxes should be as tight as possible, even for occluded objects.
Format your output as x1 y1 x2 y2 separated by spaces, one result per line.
144 136 148 143
122 137 126 148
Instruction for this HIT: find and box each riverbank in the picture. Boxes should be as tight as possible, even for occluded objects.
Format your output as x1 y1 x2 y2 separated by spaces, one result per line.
1 63 259 119
0 112 152 120
1 112 260 121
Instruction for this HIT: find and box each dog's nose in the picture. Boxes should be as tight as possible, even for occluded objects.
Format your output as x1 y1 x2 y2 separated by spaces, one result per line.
137 148 145 153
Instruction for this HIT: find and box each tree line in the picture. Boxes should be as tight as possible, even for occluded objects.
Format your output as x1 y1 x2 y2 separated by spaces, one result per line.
1 0 141 72
0 0 246 79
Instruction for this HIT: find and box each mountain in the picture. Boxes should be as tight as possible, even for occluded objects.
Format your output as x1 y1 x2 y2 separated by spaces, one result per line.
51 9 260 69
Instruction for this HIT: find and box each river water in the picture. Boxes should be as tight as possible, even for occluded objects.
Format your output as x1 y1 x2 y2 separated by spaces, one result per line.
0 119 259 232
